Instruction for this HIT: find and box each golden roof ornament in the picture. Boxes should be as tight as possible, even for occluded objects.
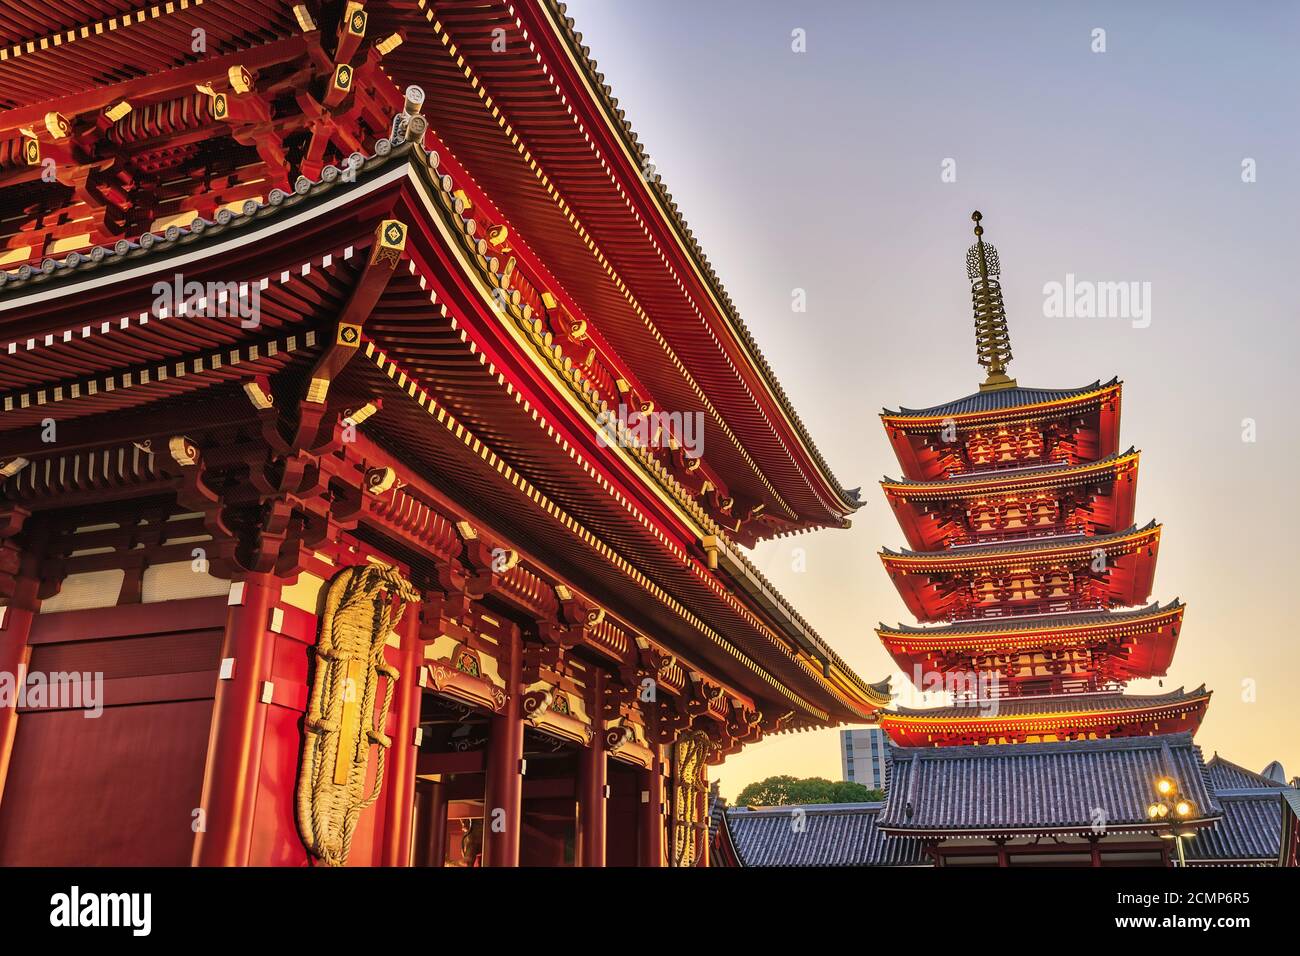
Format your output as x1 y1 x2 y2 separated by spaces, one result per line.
967 211 1017 391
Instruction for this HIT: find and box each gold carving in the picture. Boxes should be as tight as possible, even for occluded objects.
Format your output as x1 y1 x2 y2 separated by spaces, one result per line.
297 565 420 866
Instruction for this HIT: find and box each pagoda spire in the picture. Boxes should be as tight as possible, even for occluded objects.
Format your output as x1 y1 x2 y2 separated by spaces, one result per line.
967 211 1017 391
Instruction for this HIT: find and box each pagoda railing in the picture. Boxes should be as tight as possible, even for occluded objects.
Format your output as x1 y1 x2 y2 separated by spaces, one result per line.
952 596 1106 621
949 678 1124 705
943 457 1075 479
948 526 1086 548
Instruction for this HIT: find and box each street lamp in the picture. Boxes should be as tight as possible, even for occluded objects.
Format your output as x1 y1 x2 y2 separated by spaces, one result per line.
1147 775 1197 866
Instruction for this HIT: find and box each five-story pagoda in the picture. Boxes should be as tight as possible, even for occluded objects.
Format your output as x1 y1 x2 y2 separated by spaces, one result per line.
873 213 1210 747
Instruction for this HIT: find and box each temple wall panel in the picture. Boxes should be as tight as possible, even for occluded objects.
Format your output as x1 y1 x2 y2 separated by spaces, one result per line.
0 596 226 865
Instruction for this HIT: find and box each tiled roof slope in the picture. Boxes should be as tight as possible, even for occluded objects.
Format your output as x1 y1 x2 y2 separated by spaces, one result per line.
878 733 1220 834
883 379 1119 418
725 803 927 867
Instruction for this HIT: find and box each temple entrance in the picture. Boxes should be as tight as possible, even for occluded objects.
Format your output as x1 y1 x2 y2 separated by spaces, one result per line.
519 729 578 866
606 759 642 866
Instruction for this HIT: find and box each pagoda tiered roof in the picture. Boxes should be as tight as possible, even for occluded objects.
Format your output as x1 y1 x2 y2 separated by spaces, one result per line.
881 448 1141 550
723 803 926 867
881 521 1162 623
876 685 1210 746
880 376 1123 481
881 448 1138 493
881 379 1121 420
878 733 1221 837
876 600 1184 683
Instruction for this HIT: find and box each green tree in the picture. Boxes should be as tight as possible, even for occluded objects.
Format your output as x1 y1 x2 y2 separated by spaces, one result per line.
734 775 883 807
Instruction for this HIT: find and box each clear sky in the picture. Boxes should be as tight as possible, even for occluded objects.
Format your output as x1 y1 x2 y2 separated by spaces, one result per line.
565 0 1300 798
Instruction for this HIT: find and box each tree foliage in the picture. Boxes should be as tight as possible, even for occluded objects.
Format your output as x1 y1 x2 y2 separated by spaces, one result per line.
734 775 883 807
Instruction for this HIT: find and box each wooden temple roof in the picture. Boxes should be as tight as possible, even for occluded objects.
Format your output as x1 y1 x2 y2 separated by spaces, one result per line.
1188 757 1296 866
722 802 927 867
881 378 1121 423
0 0 861 541
877 732 1221 836
0 127 888 725
1206 754 1294 793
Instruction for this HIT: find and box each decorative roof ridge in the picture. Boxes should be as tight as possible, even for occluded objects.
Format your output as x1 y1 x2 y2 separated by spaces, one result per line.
1213 787 1297 799
889 730 1198 761
539 0 861 512
1207 753 1293 789
881 376 1122 419
881 446 1140 487
881 518 1158 558
877 598 1183 634
0 140 412 296
729 802 886 816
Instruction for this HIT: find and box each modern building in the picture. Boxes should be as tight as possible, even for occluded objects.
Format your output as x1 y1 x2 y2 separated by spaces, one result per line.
839 727 888 791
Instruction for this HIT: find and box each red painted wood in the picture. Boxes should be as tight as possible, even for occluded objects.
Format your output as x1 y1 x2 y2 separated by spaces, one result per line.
577 667 606 867
192 573 280 866
482 624 522 867
380 605 423 866
638 752 665 867
0 578 38 811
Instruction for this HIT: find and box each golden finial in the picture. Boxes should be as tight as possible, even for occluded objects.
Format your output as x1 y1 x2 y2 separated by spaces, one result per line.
967 211 1016 391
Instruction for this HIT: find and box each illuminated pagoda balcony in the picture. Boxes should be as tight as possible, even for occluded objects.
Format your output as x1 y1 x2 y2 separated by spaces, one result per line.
876 600 1186 692
876 684 1211 747
879 521 1162 624
881 448 1140 552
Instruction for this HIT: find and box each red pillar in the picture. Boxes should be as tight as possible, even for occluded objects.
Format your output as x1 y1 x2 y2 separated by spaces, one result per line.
380 604 424 866
414 780 448 866
578 669 606 867
482 624 522 867
192 572 281 867
0 576 38 811
638 748 665 867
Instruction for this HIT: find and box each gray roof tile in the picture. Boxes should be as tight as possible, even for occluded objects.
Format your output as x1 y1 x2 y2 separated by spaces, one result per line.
725 803 927 866
878 732 1220 834
883 379 1119 418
